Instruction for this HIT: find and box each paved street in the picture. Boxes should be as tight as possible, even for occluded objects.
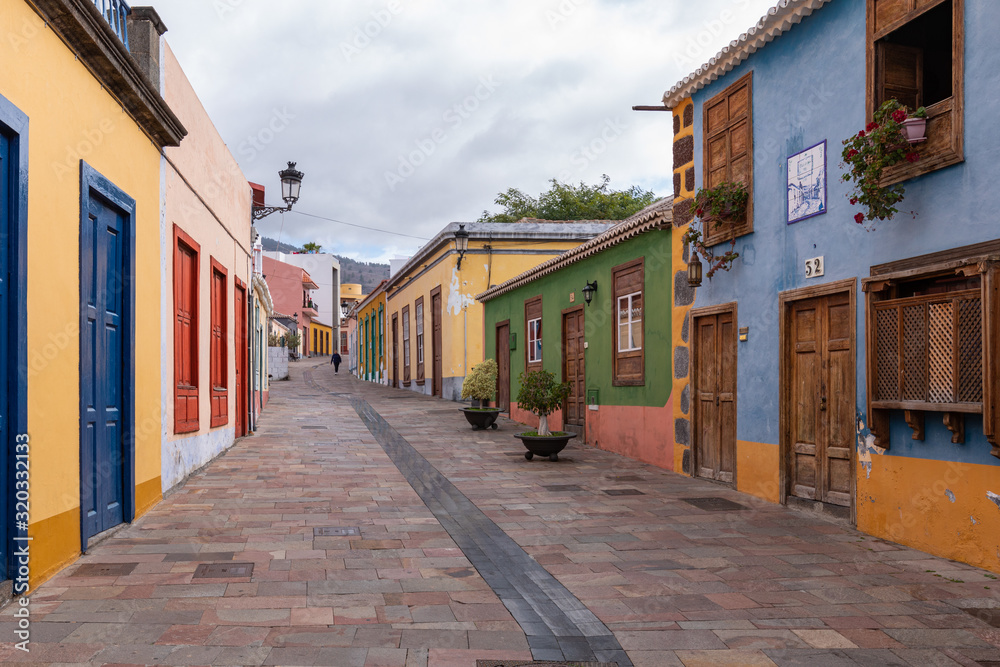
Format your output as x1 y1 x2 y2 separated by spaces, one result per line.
4 361 1000 667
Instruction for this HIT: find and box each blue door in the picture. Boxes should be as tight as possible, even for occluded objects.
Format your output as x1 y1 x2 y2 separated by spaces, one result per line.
80 192 126 540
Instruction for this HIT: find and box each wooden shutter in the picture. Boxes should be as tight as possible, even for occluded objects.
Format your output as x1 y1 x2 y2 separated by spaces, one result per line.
702 72 753 245
210 259 228 427
525 296 542 372
173 226 199 434
613 259 644 386
876 42 923 110
415 297 425 383
402 305 411 384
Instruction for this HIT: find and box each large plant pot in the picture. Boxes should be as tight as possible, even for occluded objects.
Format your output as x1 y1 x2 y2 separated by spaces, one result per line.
515 432 576 462
461 408 501 430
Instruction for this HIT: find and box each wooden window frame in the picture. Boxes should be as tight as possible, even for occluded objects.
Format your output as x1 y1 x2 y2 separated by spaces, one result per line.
863 240 999 458
866 0 964 185
172 225 200 434
612 258 645 386
702 71 754 246
525 296 542 372
209 257 228 428
402 305 411 385
415 296 425 384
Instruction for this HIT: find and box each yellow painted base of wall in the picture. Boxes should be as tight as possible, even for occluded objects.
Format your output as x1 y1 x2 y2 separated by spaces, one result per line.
736 440 780 504
858 455 1000 575
29 476 161 590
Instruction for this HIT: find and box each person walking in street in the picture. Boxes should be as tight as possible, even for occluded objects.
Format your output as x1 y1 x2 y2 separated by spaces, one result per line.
331 352 342 374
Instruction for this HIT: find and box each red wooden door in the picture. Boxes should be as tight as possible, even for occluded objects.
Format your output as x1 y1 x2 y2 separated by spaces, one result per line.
235 283 247 437
694 309 737 484
789 293 853 506
392 314 399 388
496 322 510 411
562 309 585 428
431 290 442 397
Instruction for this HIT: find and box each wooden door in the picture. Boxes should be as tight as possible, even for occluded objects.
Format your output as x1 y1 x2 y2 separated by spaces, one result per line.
392 314 399 387
496 322 510 411
431 289 442 397
81 192 127 540
788 293 853 507
0 129 10 572
235 283 247 438
562 308 585 428
693 308 737 484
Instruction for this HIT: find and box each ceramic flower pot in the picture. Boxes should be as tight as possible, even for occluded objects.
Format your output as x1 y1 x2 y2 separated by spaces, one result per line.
902 117 927 143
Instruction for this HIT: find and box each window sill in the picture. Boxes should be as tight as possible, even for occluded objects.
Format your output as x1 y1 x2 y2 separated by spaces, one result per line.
880 97 963 187
612 379 645 387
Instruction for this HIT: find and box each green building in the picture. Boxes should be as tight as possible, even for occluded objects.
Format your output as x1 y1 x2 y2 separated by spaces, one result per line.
477 199 676 471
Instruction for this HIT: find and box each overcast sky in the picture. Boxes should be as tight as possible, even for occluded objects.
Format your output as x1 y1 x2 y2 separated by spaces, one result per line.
156 0 777 263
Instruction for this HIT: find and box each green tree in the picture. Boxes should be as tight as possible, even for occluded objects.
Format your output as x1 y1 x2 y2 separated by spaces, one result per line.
302 242 322 253
477 175 657 223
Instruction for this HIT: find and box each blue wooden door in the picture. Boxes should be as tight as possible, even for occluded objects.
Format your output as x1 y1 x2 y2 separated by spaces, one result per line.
0 130 10 573
80 193 126 540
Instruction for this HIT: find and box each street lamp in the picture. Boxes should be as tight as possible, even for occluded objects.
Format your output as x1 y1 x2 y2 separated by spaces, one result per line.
341 302 350 319
582 280 598 306
454 224 470 269
252 162 305 221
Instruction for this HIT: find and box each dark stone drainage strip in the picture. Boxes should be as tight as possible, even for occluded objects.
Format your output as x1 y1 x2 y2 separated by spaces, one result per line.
351 397 632 667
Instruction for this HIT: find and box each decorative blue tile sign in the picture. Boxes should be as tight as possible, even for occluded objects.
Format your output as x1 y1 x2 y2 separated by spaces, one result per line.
787 140 827 224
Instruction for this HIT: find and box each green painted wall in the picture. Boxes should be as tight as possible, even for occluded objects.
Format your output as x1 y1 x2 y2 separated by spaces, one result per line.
483 230 672 407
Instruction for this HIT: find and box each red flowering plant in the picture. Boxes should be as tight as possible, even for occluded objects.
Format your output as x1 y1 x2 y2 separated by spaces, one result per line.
680 181 747 278
841 99 921 228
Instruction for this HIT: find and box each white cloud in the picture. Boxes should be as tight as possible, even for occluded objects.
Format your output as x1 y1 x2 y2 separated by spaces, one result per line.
156 0 778 260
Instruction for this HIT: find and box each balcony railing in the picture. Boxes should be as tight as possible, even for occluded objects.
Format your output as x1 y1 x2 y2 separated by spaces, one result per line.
93 0 131 49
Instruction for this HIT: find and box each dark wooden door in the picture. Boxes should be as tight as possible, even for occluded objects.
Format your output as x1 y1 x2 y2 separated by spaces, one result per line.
235 283 247 438
694 309 737 484
81 192 127 540
392 314 399 387
562 309 585 428
0 129 10 572
496 322 510 411
431 291 442 397
789 293 853 507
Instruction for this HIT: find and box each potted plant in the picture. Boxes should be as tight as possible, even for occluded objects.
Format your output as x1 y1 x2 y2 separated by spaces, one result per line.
841 98 921 228
460 359 502 430
680 181 747 283
901 106 927 144
513 369 573 461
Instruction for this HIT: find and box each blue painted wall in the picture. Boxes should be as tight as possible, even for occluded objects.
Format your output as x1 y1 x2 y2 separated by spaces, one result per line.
689 1 1000 466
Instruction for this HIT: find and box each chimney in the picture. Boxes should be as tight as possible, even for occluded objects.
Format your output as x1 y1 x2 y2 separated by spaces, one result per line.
126 7 167 93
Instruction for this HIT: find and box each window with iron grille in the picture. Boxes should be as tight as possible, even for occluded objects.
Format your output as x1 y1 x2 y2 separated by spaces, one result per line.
864 243 999 458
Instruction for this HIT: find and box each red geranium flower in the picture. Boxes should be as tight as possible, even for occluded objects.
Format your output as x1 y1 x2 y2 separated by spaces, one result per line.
858 130 866 138
854 212 865 224
866 122 879 132
891 109 908 123
850 197 858 205
846 149 859 159
905 152 920 163
696 208 703 217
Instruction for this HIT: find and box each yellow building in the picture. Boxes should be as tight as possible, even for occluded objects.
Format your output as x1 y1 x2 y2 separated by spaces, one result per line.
356 281 388 383
386 221 613 399
311 321 333 357
1 0 185 587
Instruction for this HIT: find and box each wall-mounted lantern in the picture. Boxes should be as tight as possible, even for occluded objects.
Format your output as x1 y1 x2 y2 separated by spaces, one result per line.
454 224 470 269
687 253 703 288
252 161 305 221
582 280 598 306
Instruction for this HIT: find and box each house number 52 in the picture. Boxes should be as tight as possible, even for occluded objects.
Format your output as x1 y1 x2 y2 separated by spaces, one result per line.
805 256 825 278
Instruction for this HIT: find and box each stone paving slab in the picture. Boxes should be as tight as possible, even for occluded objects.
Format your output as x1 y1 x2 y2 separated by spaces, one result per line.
2 360 999 666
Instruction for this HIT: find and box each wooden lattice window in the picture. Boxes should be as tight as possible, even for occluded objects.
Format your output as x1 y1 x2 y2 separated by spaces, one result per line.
864 242 1000 457
867 0 964 185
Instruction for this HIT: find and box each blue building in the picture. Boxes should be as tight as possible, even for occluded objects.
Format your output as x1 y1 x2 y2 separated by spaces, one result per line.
660 0 999 572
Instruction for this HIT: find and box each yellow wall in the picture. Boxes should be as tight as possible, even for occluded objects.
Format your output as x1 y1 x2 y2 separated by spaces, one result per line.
387 237 588 395
672 98 696 475
2 2 164 584
357 290 387 380
312 322 333 355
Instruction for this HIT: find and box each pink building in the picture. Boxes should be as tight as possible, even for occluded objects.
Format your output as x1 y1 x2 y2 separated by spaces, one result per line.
261 256 319 356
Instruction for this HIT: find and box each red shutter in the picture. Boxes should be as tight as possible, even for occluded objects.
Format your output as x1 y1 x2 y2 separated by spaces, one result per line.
173 226 200 434
210 258 228 427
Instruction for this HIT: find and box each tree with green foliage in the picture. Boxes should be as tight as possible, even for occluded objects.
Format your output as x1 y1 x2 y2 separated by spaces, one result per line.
302 242 322 253
461 359 498 406
515 370 571 436
477 175 657 223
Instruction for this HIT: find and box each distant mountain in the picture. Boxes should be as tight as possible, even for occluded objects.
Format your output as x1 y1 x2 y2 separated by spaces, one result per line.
260 237 390 293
